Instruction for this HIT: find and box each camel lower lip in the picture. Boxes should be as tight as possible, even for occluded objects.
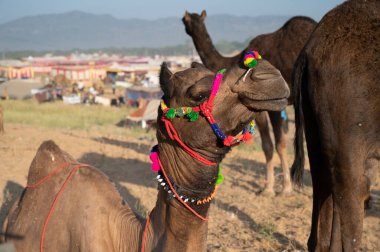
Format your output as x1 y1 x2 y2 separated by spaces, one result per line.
254 97 288 103
250 98 288 111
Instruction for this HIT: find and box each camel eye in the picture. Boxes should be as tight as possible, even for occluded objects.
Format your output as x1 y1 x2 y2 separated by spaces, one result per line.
187 88 209 104
193 93 205 102
186 78 212 104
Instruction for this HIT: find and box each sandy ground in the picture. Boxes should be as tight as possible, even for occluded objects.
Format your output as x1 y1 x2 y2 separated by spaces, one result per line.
0 123 379 251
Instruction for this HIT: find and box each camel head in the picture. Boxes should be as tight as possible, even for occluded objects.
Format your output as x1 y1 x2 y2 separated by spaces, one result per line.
158 59 289 156
156 59 289 207
182 10 207 36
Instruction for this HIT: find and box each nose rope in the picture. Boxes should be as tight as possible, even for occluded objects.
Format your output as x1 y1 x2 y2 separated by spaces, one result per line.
162 117 217 166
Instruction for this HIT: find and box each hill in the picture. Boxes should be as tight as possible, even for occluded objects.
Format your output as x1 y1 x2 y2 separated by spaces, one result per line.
0 11 290 51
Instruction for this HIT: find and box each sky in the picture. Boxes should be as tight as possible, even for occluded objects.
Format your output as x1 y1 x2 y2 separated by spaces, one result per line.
0 0 345 24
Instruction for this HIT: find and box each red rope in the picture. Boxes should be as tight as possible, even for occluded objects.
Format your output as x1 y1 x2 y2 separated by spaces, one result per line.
26 162 90 252
158 157 208 221
162 118 216 166
140 209 152 252
26 162 70 188
140 158 208 251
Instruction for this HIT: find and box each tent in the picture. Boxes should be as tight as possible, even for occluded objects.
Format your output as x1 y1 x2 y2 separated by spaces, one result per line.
126 99 160 128
125 86 162 104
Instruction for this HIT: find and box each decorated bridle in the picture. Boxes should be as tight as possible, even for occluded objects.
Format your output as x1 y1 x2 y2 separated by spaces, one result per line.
159 51 262 149
150 50 261 199
160 68 256 148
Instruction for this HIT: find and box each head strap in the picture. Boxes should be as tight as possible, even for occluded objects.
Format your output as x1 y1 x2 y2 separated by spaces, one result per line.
160 68 255 147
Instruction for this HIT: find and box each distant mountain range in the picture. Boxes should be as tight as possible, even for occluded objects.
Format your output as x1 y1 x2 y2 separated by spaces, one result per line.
0 11 291 51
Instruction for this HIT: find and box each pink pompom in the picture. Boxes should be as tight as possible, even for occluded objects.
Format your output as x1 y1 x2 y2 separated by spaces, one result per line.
149 151 161 172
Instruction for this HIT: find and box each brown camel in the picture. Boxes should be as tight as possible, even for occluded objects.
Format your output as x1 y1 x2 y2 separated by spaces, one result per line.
183 11 316 195
3 60 289 251
291 0 380 250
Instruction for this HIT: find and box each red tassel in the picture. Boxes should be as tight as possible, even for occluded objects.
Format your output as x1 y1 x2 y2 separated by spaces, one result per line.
223 136 235 146
242 133 252 142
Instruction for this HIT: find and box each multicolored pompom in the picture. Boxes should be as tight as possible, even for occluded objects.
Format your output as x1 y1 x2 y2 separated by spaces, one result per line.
243 51 262 69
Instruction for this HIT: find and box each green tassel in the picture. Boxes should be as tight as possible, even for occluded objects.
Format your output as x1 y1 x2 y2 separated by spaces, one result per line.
218 69 226 74
187 111 199 122
215 166 224 185
166 108 176 119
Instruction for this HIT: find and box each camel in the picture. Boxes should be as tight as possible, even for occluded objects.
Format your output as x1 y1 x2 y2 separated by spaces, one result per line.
291 0 379 250
182 11 316 195
3 60 289 251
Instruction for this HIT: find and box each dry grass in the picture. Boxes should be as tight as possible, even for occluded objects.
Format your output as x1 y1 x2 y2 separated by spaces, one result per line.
1 100 129 130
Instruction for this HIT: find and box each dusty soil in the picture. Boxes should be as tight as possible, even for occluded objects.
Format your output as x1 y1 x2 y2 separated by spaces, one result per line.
0 123 379 251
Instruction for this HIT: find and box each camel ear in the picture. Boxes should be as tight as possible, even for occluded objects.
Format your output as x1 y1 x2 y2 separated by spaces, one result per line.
201 10 207 21
160 62 174 98
184 11 191 22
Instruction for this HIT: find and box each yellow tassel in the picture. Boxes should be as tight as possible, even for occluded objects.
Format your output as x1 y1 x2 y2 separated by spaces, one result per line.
160 99 168 110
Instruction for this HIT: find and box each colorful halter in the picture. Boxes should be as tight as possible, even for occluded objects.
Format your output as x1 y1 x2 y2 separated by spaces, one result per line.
160 69 256 147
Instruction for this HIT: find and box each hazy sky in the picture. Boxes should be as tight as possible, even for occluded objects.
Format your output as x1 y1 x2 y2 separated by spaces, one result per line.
0 0 345 24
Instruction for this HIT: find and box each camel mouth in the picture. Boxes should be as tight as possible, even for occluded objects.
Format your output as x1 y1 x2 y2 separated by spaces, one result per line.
252 96 288 102
256 97 288 110
243 97 288 111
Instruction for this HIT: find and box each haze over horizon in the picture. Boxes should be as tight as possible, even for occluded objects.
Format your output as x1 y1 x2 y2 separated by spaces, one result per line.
0 0 344 24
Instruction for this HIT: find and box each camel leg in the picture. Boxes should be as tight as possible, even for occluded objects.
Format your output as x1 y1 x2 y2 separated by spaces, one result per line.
268 111 292 194
255 112 275 196
302 99 334 252
329 147 367 251
311 167 334 252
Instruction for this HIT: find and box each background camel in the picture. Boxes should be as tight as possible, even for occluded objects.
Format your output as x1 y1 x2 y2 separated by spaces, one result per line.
291 0 379 250
3 60 289 251
183 11 316 195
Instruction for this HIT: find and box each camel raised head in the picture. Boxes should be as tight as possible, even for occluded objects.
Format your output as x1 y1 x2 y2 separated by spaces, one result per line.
3 61 289 251
183 10 316 195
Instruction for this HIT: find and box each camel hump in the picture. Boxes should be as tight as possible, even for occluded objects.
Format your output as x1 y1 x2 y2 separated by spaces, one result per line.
26 140 75 186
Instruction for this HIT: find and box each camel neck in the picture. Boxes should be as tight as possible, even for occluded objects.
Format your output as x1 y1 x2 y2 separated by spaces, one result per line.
143 190 210 251
190 26 241 72
139 140 218 251
157 141 220 192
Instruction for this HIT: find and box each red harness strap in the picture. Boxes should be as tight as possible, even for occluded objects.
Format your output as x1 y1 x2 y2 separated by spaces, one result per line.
140 208 152 252
140 156 208 252
26 162 90 252
162 118 216 166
